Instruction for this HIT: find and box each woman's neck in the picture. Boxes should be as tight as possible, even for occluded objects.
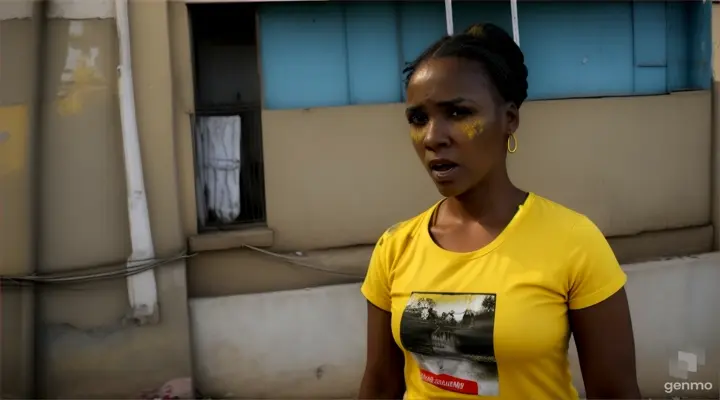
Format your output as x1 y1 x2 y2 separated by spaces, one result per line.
445 171 525 225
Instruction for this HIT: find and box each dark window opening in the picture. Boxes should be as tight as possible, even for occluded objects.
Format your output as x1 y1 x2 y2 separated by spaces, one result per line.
188 3 266 230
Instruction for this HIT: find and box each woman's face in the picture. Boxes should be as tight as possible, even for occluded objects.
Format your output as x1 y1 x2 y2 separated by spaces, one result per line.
405 57 518 198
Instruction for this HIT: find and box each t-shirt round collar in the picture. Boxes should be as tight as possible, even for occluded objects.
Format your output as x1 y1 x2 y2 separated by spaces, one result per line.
421 192 536 260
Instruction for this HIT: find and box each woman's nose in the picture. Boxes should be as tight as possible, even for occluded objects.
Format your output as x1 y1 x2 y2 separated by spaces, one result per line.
423 119 453 150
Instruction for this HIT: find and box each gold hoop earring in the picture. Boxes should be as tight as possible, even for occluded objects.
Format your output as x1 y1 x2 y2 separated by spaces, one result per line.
507 133 518 154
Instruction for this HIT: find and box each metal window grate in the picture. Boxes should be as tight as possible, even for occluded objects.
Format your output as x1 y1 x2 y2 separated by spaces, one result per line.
192 107 266 230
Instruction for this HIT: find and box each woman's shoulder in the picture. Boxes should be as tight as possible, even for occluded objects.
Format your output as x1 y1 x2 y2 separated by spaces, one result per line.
531 194 596 229
375 203 437 250
530 194 607 248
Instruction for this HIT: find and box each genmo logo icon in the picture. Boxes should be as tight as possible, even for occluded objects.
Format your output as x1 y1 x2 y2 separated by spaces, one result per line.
665 348 713 394
669 350 703 380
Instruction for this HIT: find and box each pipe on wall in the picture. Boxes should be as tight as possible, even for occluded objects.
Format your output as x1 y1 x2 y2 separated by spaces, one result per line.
27 0 49 396
444 0 453 35
444 0 519 44
510 0 520 45
114 0 159 324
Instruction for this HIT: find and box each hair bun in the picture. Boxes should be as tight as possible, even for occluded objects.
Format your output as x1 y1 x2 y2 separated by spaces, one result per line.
403 22 528 107
464 24 486 38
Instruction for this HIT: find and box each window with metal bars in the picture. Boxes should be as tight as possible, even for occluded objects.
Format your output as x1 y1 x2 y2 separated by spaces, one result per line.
189 3 266 230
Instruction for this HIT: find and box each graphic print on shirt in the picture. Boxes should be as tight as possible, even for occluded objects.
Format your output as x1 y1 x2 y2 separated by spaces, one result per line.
400 292 498 396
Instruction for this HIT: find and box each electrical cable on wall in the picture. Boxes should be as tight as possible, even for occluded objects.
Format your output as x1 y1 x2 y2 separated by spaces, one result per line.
241 244 366 278
0 243 365 287
1 253 195 286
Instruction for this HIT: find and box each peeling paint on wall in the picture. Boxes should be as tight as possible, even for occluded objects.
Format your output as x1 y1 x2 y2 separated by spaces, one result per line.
0 0 115 20
0 1 34 20
47 0 115 19
56 21 107 116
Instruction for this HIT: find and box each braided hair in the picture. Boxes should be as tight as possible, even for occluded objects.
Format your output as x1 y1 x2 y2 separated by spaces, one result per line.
403 23 528 109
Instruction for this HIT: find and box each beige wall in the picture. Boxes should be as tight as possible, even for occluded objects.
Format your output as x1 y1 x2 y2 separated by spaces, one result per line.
0 8 41 398
0 1 192 397
258 92 711 251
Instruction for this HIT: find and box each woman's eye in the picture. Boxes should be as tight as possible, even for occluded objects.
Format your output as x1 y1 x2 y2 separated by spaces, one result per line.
450 108 472 119
408 113 428 125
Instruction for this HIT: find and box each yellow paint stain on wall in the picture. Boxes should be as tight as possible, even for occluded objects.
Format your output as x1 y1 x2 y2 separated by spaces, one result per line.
0 105 28 178
56 53 107 116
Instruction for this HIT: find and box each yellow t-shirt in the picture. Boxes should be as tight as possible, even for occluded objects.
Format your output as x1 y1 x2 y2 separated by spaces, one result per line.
361 192 627 399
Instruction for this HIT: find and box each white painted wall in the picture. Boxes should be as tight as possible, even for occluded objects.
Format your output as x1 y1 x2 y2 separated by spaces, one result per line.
190 253 720 399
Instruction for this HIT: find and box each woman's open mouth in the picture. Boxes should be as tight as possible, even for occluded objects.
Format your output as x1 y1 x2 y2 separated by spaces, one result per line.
429 160 460 180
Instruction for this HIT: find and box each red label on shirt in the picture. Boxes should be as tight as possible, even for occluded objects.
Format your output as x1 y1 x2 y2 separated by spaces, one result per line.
420 369 479 395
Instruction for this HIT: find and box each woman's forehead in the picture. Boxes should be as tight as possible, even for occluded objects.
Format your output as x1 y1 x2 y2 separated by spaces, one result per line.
406 59 496 105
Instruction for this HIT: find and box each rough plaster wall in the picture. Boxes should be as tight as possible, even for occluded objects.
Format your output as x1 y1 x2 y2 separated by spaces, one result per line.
0 3 194 397
0 288 34 398
191 253 720 399
0 16 39 398
259 92 711 252
0 0 115 20
37 19 128 271
32 9 192 397
0 1 33 20
39 262 191 398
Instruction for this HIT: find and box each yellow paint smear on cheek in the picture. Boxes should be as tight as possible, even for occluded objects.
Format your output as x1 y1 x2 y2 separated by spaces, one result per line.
458 119 485 140
410 126 426 143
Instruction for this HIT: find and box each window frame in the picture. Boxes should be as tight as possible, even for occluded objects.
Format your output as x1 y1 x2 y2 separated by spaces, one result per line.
188 3 268 233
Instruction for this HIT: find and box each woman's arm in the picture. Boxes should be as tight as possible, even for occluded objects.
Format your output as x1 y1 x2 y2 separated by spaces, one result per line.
569 287 641 399
358 301 405 399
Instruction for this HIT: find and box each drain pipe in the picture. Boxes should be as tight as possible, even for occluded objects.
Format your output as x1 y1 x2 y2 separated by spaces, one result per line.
28 0 50 396
115 0 159 324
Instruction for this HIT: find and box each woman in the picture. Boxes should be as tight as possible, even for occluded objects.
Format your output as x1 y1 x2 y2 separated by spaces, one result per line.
358 23 640 400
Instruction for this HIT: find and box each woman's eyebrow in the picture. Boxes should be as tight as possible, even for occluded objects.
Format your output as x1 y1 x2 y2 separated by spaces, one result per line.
405 104 423 114
437 97 477 107
406 97 477 114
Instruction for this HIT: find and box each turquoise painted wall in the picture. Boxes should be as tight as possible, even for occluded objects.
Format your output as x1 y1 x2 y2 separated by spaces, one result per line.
258 1 711 110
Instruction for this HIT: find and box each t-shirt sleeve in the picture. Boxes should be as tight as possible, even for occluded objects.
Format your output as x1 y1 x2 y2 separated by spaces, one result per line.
566 216 628 310
361 233 392 312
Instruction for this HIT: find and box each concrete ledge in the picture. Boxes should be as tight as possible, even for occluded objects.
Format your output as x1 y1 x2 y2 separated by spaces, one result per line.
610 224 713 264
187 225 713 297
188 227 274 253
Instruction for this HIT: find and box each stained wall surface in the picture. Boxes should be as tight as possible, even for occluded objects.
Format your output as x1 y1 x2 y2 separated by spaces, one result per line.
0 1 192 397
